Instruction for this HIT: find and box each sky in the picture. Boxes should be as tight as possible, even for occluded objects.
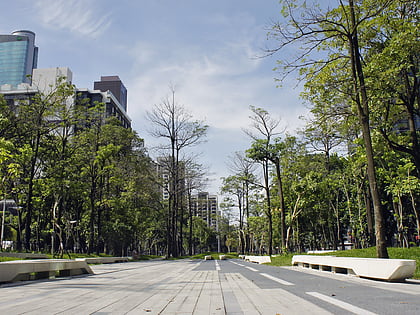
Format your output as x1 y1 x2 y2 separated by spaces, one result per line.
1 0 310 195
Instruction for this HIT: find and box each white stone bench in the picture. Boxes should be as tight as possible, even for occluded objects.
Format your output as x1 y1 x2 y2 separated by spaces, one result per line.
219 255 226 260
244 255 271 264
0 259 93 283
292 255 416 281
75 257 130 264
204 255 213 260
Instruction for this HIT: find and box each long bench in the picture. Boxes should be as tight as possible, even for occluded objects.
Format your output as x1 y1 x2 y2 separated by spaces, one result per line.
0 259 93 283
75 256 130 264
292 255 416 281
244 255 271 264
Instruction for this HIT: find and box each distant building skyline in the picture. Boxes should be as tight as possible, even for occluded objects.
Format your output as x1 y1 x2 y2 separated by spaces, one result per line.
1 66 131 130
0 29 131 129
0 30 38 86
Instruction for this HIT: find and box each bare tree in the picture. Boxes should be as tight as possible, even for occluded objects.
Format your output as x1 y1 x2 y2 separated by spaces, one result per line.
224 151 257 254
146 88 208 257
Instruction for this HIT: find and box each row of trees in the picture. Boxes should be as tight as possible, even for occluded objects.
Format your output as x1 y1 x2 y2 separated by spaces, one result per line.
221 0 419 258
0 81 165 256
0 81 217 257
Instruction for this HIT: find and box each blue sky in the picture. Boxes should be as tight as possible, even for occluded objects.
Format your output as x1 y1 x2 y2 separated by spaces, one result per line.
1 0 309 194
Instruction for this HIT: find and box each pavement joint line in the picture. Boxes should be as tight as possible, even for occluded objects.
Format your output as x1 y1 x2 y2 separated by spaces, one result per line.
191 270 213 313
260 273 294 286
306 291 378 315
224 272 265 313
125 263 203 314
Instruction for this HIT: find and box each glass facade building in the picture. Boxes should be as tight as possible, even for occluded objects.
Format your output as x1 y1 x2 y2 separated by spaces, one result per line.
0 30 38 86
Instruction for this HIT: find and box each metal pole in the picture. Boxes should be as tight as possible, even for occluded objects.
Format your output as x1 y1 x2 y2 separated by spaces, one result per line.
217 205 220 253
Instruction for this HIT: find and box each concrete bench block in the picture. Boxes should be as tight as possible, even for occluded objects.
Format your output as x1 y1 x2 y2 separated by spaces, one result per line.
292 255 416 281
219 255 226 260
0 259 93 283
204 255 213 260
244 255 271 264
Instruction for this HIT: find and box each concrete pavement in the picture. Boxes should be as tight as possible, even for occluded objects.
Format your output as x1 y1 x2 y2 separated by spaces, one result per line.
0 259 330 314
0 259 419 314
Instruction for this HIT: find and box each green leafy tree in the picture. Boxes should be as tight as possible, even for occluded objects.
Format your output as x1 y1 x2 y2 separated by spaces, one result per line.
245 106 283 255
267 0 396 257
365 1 420 176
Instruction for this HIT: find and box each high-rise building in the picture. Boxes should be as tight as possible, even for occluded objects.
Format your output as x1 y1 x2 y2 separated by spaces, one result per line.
0 30 38 87
191 192 219 229
76 88 131 129
155 157 186 201
94 76 127 111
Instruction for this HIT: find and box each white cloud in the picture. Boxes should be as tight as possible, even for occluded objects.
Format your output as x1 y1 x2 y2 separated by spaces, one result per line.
34 0 111 38
118 6 307 193
125 38 306 194
127 41 304 132
127 40 262 123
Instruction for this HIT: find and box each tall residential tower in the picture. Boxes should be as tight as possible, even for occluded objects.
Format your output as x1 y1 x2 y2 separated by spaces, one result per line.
0 30 38 87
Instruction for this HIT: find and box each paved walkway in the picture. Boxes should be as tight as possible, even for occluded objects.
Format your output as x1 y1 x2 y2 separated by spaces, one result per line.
0 259 331 314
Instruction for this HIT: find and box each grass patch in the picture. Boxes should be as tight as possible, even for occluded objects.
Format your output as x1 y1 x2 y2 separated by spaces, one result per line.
0 256 22 262
167 252 239 260
43 253 114 259
269 253 296 267
134 255 162 261
268 247 420 279
1 252 149 260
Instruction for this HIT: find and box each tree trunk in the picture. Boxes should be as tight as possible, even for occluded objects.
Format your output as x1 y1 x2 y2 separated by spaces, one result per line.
188 192 193 256
25 133 40 251
405 103 420 177
349 0 388 258
265 185 273 256
362 184 375 246
245 180 250 253
16 211 23 251
88 174 96 254
274 159 286 251
263 159 273 256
